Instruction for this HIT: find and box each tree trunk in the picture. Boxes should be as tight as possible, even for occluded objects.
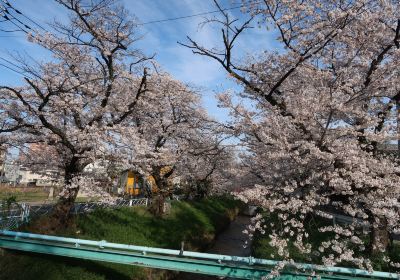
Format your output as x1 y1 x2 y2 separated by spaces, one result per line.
368 216 389 255
52 186 80 227
150 167 171 216
50 158 82 229
151 192 168 216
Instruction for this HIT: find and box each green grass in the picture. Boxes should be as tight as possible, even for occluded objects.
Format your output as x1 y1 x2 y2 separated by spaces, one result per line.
0 187 49 203
251 212 400 272
75 197 101 203
0 186 99 203
0 196 241 280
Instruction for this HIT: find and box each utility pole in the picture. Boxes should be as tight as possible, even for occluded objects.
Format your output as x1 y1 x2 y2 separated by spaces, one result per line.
13 165 19 187
0 146 5 184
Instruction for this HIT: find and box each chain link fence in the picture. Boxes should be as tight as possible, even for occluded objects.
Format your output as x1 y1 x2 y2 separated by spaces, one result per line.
0 202 30 230
0 198 149 231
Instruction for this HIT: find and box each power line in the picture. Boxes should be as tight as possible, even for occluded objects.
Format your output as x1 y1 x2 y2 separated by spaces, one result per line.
6 15 31 32
0 0 48 36
0 56 25 72
5 17 29 34
139 2 251 25
0 27 20 32
1 9 28 33
0 54 40 80
1 1 254 32
1 0 46 31
0 62 25 77
0 3 32 33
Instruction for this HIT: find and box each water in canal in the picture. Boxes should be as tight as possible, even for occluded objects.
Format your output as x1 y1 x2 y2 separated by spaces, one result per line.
178 215 252 279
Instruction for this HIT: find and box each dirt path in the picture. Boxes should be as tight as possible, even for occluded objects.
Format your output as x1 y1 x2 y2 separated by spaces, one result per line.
178 215 252 279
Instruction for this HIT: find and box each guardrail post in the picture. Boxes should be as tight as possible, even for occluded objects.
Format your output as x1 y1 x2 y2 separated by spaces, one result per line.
248 256 254 265
179 241 184 256
98 240 106 249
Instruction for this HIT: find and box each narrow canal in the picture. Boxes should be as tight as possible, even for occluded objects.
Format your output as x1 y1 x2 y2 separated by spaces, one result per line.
178 215 252 279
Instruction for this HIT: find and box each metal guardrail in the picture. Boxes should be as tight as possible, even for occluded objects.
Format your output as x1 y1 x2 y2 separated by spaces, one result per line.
0 230 398 279
323 212 400 241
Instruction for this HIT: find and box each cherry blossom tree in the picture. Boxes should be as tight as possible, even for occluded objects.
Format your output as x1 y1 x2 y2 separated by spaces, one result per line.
115 72 234 214
0 0 153 223
1 0 232 221
177 131 237 199
182 0 400 272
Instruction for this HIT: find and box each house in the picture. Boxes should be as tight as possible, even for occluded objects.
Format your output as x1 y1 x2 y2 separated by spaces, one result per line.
1 162 61 187
115 170 157 197
114 166 181 197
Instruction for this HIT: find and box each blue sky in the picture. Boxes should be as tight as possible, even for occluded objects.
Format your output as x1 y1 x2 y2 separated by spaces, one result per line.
0 0 278 121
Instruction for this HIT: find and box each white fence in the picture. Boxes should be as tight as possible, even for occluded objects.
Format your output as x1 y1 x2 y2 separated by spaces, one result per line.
71 198 149 214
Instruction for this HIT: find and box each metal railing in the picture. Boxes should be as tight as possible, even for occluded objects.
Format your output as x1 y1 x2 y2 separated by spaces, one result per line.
0 230 398 279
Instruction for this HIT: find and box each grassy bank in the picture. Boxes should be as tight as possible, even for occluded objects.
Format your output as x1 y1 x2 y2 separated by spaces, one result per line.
251 212 400 272
0 196 241 280
0 186 100 204
0 186 49 203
